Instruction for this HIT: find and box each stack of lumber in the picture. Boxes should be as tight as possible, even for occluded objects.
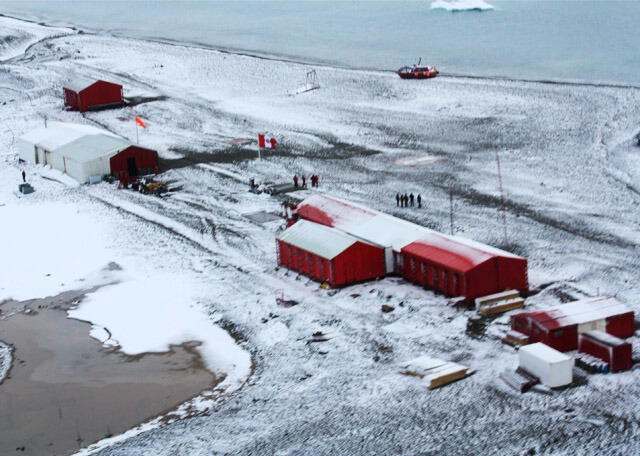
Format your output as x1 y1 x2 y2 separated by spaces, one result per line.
575 353 610 374
502 329 530 347
400 356 472 390
500 367 540 393
475 290 525 316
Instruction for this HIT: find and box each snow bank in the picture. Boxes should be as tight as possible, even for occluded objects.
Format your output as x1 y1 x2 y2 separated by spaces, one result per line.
67 274 252 390
0 341 12 384
0 202 114 301
0 16 72 61
430 0 494 12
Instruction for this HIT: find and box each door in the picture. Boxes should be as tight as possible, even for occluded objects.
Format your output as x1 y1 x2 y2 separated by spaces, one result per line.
127 157 138 177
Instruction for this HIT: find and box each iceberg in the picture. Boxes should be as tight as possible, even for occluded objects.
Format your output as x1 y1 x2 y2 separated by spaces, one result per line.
430 0 494 12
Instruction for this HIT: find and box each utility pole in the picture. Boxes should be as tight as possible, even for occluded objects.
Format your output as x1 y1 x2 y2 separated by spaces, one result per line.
496 150 508 245
449 185 454 235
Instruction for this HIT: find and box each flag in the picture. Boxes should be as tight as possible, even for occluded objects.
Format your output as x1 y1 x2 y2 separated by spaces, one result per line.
135 117 147 128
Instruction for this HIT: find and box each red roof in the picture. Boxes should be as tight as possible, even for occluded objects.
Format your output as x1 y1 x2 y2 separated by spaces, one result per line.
516 297 633 331
402 232 500 272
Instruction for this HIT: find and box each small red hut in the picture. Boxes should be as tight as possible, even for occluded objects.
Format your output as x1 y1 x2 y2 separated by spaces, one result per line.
510 297 635 352
63 77 124 112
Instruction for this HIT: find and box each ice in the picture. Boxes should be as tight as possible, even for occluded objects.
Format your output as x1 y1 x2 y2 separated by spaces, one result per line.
430 0 494 12
67 274 252 390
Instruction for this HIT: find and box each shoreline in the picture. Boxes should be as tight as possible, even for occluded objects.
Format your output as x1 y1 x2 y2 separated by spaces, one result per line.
0 289 221 456
2 11 639 91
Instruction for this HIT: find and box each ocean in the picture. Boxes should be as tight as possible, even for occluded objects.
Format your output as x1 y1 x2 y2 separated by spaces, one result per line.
1 0 638 86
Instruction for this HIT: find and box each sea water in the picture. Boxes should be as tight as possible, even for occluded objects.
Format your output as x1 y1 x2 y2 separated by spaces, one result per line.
0 0 638 86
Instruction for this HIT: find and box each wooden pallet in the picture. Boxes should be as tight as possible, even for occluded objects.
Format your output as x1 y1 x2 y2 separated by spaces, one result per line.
476 290 524 316
400 356 472 390
502 329 530 347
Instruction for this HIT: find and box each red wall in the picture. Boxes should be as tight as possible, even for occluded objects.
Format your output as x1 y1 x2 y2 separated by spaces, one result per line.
331 241 385 287
606 312 636 339
399 252 527 301
64 80 123 112
63 88 79 110
497 256 529 294
578 335 632 372
511 312 635 352
276 239 384 288
109 146 159 179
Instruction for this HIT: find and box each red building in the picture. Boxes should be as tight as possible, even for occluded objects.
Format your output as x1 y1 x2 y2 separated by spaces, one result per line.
511 297 635 352
294 194 528 300
578 330 632 373
63 77 124 112
109 145 159 181
276 220 385 288
400 233 528 299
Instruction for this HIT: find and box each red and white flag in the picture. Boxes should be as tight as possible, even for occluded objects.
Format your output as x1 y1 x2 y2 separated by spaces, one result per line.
258 134 278 149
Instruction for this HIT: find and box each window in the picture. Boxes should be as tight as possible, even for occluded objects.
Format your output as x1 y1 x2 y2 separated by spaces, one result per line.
554 330 564 337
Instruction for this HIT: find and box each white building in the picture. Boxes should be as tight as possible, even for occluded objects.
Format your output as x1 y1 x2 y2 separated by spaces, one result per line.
17 122 156 184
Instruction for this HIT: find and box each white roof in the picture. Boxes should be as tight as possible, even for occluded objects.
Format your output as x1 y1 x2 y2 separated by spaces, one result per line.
56 134 130 163
527 297 632 329
64 76 100 93
520 343 571 364
19 122 120 152
277 220 359 260
297 194 522 258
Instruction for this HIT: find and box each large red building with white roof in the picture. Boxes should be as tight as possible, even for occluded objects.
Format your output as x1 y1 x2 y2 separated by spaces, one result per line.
291 194 528 298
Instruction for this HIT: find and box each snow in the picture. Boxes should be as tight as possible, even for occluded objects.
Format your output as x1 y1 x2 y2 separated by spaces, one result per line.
581 330 627 347
430 0 494 12
67 274 252 390
1 13 640 456
523 297 632 328
0 341 12 384
277 219 358 260
0 15 72 61
0 202 115 302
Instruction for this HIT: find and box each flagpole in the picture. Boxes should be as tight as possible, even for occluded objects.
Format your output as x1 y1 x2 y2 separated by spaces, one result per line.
136 123 139 144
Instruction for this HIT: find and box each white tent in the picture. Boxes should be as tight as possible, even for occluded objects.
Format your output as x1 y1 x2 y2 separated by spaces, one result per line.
17 122 129 183
55 134 130 183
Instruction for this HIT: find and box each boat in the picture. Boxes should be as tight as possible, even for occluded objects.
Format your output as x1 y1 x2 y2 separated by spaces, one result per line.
397 58 439 79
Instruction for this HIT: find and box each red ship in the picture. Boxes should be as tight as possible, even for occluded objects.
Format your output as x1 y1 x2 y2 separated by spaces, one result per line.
397 59 439 79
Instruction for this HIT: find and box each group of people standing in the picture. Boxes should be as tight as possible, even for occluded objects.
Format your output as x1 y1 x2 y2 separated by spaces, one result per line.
293 174 319 188
396 192 422 208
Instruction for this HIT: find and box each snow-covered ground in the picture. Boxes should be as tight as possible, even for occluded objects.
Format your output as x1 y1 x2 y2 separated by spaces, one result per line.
1 15 640 456
0 341 11 384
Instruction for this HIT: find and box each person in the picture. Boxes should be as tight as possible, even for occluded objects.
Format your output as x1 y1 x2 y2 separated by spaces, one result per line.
21 170 26 183
249 177 255 188
293 175 299 188
417 194 422 208
404 193 409 208
302 175 307 188
409 193 414 207
396 193 400 207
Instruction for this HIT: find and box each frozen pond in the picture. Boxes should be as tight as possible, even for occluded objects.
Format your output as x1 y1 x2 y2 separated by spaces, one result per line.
0 290 216 456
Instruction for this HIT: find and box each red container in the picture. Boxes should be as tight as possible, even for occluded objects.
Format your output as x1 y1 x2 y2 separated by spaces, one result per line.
258 134 266 148
578 331 632 373
63 79 123 112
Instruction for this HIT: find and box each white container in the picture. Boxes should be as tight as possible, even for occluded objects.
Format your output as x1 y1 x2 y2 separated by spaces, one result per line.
518 343 573 388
